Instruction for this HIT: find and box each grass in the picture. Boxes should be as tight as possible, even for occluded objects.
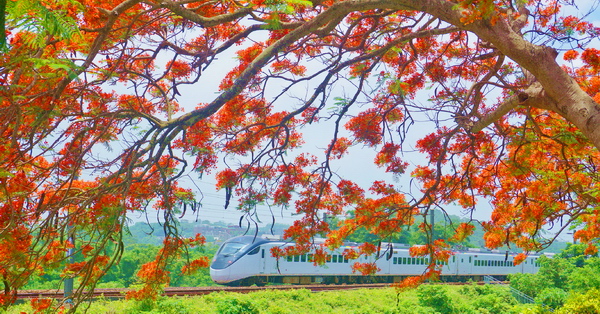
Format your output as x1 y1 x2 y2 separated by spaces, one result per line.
2 284 542 314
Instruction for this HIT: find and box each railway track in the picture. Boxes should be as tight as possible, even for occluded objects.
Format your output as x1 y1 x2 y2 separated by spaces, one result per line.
17 281 492 300
16 283 392 300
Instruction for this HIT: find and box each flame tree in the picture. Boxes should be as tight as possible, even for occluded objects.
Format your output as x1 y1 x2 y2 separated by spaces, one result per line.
1 0 600 309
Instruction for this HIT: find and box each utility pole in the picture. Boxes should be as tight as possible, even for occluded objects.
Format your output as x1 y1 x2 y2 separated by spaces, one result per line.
431 209 435 241
64 224 74 302
64 175 77 303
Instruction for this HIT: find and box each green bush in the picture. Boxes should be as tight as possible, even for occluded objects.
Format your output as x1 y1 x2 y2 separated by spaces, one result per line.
416 285 456 314
471 293 514 313
557 289 600 314
215 297 259 314
459 282 496 297
567 257 600 293
508 273 548 299
535 287 567 310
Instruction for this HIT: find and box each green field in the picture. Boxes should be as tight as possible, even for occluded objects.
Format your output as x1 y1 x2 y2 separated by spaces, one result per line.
1 284 545 314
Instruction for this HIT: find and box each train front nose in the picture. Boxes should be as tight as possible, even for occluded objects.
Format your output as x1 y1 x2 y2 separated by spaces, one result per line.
210 265 231 284
210 253 237 284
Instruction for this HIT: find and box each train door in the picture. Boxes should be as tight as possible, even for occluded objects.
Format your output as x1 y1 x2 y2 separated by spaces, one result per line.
450 255 459 276
259 244 278 275
260 245 267 274
456 253 473 275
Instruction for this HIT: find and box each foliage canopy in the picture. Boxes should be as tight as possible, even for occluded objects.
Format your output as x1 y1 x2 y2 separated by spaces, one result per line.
1 0 600 310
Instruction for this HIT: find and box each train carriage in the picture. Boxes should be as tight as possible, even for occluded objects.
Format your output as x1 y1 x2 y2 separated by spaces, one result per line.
210 235 544 286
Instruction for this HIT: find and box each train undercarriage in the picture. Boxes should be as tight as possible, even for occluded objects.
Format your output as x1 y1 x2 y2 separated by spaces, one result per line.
226 274 509 286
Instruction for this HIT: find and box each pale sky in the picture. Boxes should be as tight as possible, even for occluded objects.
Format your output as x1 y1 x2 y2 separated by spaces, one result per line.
129 2 600 236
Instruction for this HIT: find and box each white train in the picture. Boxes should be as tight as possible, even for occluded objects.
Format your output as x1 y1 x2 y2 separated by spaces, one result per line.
210 235 544 286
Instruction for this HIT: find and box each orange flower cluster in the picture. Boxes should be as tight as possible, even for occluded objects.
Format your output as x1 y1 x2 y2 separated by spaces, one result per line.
1 0 599 306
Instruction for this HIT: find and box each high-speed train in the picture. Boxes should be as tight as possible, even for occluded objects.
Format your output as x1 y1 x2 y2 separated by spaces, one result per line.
210 235 545 286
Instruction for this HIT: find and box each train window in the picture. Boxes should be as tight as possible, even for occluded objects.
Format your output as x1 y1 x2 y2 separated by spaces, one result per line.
286 256 293 262
308 254 314 262
344 256 349 263
469 257 472 263
219 242 246 255
452 256 456 263
332 255 338 263
301 254 307 262
248 246 260 255
425 258 429 264
262 249 265 259
294 255 300 262
327 255 332 263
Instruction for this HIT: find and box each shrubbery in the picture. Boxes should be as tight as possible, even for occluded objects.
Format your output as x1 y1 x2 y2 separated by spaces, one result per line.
507 243 600 313
2 285 526 314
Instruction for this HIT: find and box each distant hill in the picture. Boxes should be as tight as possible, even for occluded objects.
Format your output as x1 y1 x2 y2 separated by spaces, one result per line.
124 218 569 253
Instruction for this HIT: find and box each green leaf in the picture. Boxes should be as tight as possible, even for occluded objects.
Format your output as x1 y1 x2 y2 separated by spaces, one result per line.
0 169 14 178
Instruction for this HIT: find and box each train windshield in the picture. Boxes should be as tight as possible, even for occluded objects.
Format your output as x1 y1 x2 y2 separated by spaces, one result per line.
219 242 247 256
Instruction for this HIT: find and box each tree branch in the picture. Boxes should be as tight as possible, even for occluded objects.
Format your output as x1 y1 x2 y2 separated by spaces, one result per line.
158 0 253 27
470 83 553 133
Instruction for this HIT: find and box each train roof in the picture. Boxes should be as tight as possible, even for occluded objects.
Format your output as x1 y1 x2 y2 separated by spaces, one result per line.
221 236 550 257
